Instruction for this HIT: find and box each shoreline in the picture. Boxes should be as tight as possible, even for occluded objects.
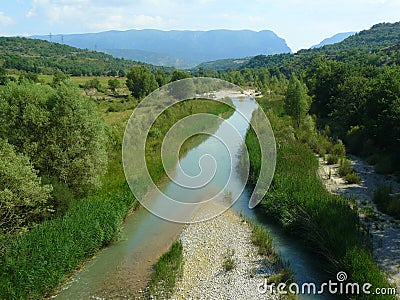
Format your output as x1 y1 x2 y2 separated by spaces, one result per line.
169 202 281 300
318 155 400 290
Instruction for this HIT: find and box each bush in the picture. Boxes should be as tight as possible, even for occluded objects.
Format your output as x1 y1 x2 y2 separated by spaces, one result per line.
223 249 236 272
0 139 52 234
332 139 346 157
373 186 400 219
326 154 339 165
338 158 353 177
344 172 361 184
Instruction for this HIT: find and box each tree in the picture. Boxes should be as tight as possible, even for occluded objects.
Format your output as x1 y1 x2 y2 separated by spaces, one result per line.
170 69 191 82
0 82 107 196
284 75 311 128
108 78 121 92
126 66 158 99
0 139 52 234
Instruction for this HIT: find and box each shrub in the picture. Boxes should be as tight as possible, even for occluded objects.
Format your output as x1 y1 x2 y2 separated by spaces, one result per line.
373 186 400 219
223 249 236 272
338 158 353 177
326 154 339 165
0 139 52 234
344 172 361 184
332 139 346 157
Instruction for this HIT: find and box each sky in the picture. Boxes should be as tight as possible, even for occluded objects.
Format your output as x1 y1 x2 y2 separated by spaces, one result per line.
0 0 399 52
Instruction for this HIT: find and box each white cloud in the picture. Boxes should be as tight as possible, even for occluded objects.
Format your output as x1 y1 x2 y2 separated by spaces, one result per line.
0 11 13 25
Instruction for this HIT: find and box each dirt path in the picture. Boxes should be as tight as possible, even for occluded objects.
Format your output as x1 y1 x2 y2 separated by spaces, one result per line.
318 155 400 288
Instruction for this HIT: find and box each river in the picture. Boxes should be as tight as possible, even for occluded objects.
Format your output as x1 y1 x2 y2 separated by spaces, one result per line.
55 96 332 299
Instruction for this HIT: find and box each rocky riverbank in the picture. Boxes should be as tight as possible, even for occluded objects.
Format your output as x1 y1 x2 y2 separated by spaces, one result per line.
170 202 280 300
318 155 400 290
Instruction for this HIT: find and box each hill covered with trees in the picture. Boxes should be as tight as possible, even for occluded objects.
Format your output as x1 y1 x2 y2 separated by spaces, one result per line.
0 37 170 76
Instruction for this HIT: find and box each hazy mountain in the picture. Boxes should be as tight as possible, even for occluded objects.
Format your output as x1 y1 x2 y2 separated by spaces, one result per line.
311 32 356 48
32 29 291 68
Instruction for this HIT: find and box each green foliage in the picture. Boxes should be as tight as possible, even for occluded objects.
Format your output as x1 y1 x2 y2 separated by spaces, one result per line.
149 241 183 299
0 36 151 76
126 66 159 99
0 189 135 300
0 81 108 197
344 247 395 300
326 154 339 165
338 158 353 177
344 172 361 184
373 186 400 219
251 225 275 258
223 249 236 272
246 100 390 290
82 77 101 91
284 75 311 128
170 69 191 82
108 78 121 92
0 139 52 234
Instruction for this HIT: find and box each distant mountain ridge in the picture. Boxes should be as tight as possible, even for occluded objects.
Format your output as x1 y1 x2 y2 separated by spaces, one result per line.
311 32 356 48
31 29 291 68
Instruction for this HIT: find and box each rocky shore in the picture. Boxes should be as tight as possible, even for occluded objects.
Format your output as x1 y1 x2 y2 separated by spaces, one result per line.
318 155 400 291
170 202 277 300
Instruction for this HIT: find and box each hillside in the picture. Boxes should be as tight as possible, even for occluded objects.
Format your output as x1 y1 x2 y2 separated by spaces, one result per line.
311 32 356 48
32 29 291 68
243 21 400 73
0 37 160 76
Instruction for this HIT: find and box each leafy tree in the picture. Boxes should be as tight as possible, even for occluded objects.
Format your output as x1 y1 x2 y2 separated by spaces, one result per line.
284 75 311 128
0 139 52 234
0 82 107 196
170 69 191 82
126 66 158 99
108 78 121 92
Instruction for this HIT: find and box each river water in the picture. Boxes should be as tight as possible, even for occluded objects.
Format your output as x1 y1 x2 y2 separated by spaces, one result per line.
55 97 332 299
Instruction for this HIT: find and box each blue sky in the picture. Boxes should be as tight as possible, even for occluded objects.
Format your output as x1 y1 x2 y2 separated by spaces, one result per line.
0 0 399 51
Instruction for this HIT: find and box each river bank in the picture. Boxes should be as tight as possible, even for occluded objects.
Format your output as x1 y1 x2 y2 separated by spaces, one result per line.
318 155 400 290
169 202 283 300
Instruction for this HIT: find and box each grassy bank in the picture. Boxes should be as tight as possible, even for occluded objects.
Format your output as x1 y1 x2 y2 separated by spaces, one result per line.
245 100 393 299
149 241 184 299
0 96 232 299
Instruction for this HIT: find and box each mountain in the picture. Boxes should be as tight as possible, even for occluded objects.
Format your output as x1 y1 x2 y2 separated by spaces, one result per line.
236 21 400 73
311 32 356 48
0 37 166 76
32 29 291 68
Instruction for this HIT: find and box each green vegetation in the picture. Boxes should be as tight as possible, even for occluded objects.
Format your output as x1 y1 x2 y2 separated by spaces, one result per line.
245 98 393 298
284 75 311 128
0 81 107 198
0 37 174 76
126 65 159 98
222 249 236 272
149 241 184 299
373 186 400 220
0 139 52 234
251 224 275 259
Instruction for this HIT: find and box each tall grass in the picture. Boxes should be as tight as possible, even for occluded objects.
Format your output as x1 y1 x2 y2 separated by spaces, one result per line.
245 107 393 297
149 240 183 299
